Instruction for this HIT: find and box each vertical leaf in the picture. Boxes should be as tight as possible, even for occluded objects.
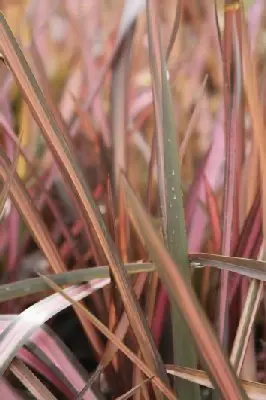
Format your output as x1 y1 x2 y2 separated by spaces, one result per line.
122 176 248 399
161 55 200 399
146 1 200 397
219 1 244 346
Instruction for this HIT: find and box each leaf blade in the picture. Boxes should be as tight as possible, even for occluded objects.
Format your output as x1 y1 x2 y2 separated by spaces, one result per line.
146 2 199 398
122 175 248 399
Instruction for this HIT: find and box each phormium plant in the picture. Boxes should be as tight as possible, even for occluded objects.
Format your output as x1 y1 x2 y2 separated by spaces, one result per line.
0 1 265 399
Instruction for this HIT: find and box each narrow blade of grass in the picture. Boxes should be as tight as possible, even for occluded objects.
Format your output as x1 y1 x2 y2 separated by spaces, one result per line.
219 3 244 345
230 279 263 375
146 2 199 398
0 262 153 302
146 0 167 228
161 54 200 398
2 253 266 304
111 21 135 261
122 175 248 399
3 249 266 305
190 253 266 281
241 4 266 251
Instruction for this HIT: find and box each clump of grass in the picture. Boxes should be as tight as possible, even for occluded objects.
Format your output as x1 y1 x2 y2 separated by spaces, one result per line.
0 1 265 399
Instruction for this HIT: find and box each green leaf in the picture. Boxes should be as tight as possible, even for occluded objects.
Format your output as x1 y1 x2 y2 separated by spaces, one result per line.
122 175 248 400
161 52 200 399
0 262 154 302
145 2 199 397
